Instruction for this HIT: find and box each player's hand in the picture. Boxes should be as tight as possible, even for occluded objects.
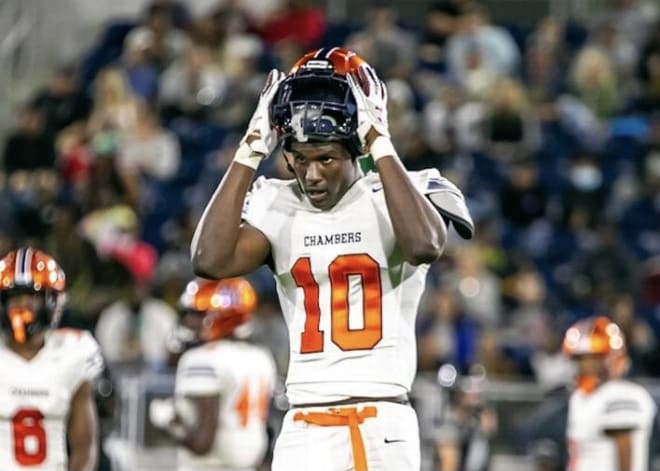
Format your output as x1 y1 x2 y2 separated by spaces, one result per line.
149 398 176 430
241 69 286 157
346 65 390 149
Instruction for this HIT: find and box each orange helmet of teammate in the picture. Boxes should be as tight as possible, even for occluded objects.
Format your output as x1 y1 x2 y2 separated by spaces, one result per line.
179 277 257 342
562 316 629 393
0 248 67 344
271 47 372 158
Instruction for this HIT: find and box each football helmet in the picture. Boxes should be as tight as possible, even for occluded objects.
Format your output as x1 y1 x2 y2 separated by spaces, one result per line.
562 316 628 393
177 277 257 346
271 47 369 157
0 248 66 344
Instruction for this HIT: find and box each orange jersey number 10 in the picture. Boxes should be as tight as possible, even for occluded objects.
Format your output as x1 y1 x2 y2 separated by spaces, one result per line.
292 254 383 353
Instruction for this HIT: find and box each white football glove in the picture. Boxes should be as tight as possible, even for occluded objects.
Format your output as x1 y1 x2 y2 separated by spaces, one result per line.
240 69 286 158
149 398 176 430
346 65 391 148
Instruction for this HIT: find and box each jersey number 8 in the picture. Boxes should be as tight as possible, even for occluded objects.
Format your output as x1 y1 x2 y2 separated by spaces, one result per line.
292 254 382 353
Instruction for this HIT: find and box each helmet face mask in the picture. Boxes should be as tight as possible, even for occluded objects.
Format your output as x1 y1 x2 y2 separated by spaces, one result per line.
271 48 367 158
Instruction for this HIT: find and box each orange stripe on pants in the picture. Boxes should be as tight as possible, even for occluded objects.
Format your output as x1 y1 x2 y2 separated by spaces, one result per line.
293 406 378 471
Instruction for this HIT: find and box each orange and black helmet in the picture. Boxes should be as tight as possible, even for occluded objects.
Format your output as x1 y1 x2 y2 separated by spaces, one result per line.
179 277 257 342
562 316 626 357
562 316 628 392
271 47 370 157
0 248 66 343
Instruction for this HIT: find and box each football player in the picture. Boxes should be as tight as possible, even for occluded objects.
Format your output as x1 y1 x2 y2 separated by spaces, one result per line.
0 248 103 471
563 316 657 471
149 277 277 471
190 47 474 471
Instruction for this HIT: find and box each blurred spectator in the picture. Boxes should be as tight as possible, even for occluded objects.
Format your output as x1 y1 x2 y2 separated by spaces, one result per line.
423 82 486 155
418 1 460 72
56 122 93 188
446 246 502 328
435 367 497 471
117 103 180 203
560 150 608 230
484 78 541 161
418 286 480 373
86 204 174 369
258 0 325 52
530 327 574 394
126 2 189 70
569 46 621 119
121 28 161 103
345 0 416 79
635 24 660 112
2 106 59 239
589 20 638 86
619 149 660 260
77 133 132 211
30 65 92 139
569 221 637 306
643 255 660 307
88 67 141 134
386 78 419 151
95 282 177 370
159 41 227 121
2 106 56 175
446 4 520 93
210 35 265 127
499 156 547 230
608 293 658 375
591 0 658 48
523 18 567 105
152 251 194 309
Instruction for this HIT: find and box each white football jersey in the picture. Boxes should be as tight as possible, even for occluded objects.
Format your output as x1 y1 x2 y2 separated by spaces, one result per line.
242 169 472 405
174 340 277 471
567 379 657 471
0 329 103 471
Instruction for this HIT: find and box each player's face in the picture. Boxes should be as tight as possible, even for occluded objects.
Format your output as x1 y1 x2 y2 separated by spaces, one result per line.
575 353 607 379
287 141 359 210
181 310 205 338
3 292 46 346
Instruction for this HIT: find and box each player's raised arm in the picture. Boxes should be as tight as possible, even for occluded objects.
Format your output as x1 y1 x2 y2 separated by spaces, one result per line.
347 69 447 265
67 382 98 471
191 70 285 279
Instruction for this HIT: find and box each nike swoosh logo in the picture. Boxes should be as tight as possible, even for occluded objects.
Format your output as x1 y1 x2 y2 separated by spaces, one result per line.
372 186 382 192
384 438 405 444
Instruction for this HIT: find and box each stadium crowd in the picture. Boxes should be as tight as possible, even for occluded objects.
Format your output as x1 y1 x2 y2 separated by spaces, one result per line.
2 0 660 394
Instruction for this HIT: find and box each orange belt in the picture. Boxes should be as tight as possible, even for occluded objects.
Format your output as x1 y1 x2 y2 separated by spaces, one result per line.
293 406 378 471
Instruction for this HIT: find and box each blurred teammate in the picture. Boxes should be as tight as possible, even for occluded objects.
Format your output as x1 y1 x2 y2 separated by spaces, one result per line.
149 277 277 471
191 47 473 471
563 316 657 471
0 247 103 471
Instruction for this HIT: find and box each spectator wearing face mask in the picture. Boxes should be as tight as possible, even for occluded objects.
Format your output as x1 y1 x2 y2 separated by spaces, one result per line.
560 151 609 231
